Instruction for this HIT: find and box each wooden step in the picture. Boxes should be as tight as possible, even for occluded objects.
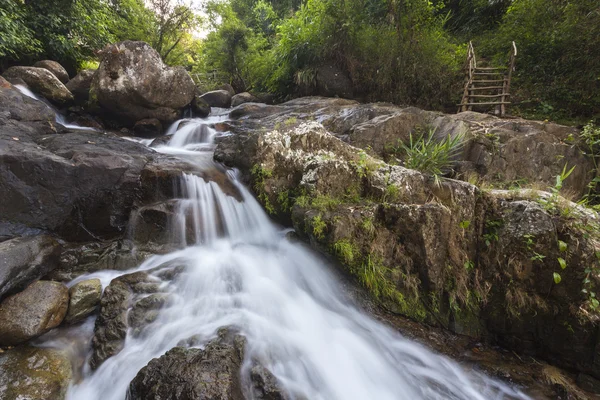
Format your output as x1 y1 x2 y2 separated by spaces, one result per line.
468 86 504 91
473 72 504 75
475 67 506 71
468 94 510 98
472 79 506 83
457 102 511 106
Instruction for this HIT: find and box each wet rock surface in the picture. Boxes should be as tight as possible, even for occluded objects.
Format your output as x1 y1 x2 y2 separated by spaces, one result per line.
90 41 195 125
0 235 61 301
0 346 72 400
128 328 288 400
90 269 178 369
0 281 69 346
65 278 102 324
2 66 73 106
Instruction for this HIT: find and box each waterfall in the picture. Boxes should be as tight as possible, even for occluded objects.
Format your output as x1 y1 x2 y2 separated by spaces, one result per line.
61 115 530 400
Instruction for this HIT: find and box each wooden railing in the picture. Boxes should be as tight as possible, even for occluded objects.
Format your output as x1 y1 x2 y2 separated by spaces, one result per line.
457 41 517 117
459 41 477 113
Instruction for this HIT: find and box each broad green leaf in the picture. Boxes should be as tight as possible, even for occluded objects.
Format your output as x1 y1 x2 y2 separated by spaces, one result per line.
553 272 562 284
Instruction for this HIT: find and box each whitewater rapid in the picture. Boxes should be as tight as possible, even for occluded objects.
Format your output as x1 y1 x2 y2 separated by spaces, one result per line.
57 114 530 400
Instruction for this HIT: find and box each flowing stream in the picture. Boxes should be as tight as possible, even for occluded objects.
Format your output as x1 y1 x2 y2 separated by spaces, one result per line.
32 109 531 399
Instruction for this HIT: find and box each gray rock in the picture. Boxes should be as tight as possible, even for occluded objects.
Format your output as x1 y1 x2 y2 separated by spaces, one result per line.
64 278 102 324
2 66 74 106
0 281 69 346
577 373 600 394
91 41 195 125
219 83 236 96
0 76 55 123
65 69 95 104
133 118 163 138
200 90 232 108
0 346 72 400
90 270 178 369
127 328 246 400
33 60 70 84
0 235 61 301
191 94 210 118
231 92 259 107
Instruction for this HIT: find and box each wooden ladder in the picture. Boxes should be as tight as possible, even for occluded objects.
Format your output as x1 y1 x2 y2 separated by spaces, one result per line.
458 41 517 117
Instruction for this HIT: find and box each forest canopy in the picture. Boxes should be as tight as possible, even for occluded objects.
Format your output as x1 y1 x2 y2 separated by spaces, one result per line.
0 0 598 121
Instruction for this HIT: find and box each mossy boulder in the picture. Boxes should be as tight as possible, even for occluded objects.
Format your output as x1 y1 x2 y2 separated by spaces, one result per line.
0 346 72 400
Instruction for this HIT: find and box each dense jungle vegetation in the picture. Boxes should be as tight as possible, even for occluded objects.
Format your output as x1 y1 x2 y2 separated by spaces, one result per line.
1 0 598 122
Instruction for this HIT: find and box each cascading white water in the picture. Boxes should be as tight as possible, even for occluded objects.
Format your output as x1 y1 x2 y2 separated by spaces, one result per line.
14 84 98 131
63 115 531 400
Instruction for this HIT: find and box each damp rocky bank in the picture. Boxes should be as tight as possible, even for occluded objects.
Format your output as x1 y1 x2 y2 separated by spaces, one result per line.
1 40 599 399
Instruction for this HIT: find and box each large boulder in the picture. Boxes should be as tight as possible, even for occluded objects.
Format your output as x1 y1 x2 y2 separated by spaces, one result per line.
0 235 62 301
2 66 74 106
64 278 102 324
231 92 259 107
0 346 72 400
33 60 70 84
0 281 69 346
90 41 195 125
200 90 232 108
65 69 95 104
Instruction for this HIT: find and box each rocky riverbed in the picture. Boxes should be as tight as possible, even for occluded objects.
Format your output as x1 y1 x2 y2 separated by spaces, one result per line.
1 40 600 399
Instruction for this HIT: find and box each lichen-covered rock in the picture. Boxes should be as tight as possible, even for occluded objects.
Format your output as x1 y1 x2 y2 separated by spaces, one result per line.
33 60 70 84
0 281 69 346
64 278 102 324
200 89 232 108
65 69 95 104
2 66 74 106
0 235 61 301
231 92 259 107
90 41 195 125
0 346 72 400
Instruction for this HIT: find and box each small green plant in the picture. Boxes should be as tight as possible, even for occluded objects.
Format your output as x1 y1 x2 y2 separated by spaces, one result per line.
398 129 464 185
251 165 275 214
361 216 375 234
311 194 341 212
579 121 600 208
383 183 399 203
464 260 475 270
353 150 376 179
334 239 356 264
311 215 327 239
359 255 396 299
459 220 471 230
284 116 298 126
538 163 575 213
483 219 502 247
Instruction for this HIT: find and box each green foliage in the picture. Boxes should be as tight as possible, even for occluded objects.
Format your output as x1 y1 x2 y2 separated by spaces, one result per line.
334 239 356 264
399 130 464 185
483 219 502 247
482 0 600 119
0 0 40 59
579 121 600 208
538 164 575 213
251 164 275 214
311 215 327 239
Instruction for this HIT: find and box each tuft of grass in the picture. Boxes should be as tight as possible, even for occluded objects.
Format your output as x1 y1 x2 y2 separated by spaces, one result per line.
399 129 464 185
334 239 356 264
311 215 327 239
